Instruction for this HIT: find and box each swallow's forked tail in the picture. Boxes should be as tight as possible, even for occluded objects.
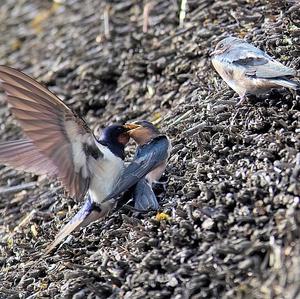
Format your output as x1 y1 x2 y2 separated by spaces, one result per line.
45 196 110 254
269 77 299 90
134 178 159 211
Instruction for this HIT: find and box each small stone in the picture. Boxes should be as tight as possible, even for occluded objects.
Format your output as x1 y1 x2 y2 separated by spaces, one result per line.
202 218 215 230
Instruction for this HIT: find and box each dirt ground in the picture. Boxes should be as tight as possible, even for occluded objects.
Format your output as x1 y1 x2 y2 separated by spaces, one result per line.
0 0 300 298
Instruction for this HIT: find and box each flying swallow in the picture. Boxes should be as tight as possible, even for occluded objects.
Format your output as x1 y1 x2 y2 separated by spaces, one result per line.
211 36 299 104
0 66 133 252
105 120 171 211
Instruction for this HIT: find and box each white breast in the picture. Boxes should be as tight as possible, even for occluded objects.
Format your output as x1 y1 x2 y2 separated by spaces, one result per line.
146 161 167 184
88 144 124 204
146 137 172 184
212 57 248 97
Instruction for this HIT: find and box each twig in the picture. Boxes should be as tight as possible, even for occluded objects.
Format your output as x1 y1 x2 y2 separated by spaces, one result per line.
104 5 110 38
0 182 37 194
116 79 134 93
167 109 193 126
179 0 187 27
183 122 207 136
143 2 153 33
14 209 37 232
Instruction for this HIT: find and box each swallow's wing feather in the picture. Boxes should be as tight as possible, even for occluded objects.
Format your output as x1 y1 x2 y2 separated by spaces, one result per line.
0 139 58 176
0 66 101 199
229 46 296 78
105 136 170 201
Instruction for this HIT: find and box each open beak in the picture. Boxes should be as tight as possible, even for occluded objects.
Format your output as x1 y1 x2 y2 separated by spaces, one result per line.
118 124 141 145
123 123 142 132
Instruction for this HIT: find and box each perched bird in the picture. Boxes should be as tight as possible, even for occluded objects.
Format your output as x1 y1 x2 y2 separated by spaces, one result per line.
0 66 133 252
211 36 299 104
105 120 171 211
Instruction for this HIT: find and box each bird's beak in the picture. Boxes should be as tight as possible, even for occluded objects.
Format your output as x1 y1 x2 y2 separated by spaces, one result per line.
210 49 217 56
123 123 142 132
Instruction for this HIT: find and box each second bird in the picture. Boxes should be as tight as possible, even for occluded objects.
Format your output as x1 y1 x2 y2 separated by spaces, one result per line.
105 120 171 211
211 36 299 104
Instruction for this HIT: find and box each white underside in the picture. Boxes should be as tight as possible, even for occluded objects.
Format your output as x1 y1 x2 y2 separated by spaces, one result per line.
146 161 167 184
88 143 124 204
212 57 283 98
146 137 172 184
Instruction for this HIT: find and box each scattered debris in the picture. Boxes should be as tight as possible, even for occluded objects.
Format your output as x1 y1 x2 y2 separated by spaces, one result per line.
0 0 299 298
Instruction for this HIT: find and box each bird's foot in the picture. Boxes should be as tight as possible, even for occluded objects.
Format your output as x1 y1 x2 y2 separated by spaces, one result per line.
236 96 247 107
153 180 168 192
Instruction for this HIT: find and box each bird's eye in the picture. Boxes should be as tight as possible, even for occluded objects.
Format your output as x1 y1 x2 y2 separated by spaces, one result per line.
218 43 224 49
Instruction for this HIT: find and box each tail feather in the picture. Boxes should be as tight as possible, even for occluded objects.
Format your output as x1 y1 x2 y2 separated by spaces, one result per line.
45 196 114 253
269 78 299 90
134 179 159 211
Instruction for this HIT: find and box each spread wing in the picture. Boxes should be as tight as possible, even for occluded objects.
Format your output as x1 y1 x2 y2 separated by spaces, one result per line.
228 45 296 79
105 136 170 201
0 66 102 200
0 139 58 176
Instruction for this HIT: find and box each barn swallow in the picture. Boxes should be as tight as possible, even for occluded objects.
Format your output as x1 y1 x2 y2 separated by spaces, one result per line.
105 120 171 211
0 66 133 252
211 36 299 104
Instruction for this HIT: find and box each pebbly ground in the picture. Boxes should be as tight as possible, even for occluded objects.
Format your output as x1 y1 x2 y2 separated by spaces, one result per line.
0 0 300 298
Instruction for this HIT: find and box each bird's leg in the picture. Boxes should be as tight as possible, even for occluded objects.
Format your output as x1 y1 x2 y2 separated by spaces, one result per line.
236 95 247 107
230 95 247 126
114 186 135 211
153 180 168 192
154 181 167 185
230 110 239 127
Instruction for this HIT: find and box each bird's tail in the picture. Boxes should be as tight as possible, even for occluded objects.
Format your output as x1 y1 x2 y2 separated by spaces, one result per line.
45 196 114 253
134 178 159 211
269 78 299 90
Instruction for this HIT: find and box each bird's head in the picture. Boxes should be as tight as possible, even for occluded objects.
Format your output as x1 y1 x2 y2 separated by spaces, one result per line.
101 124 132 146
99 124 132 159
123 120 160 145
210 36 243 56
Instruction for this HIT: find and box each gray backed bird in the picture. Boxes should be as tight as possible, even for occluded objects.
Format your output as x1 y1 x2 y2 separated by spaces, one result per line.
105 120 171 211
211 36 299 104
0 66 133 253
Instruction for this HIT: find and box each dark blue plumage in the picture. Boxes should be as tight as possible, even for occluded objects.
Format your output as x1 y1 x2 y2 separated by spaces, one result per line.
134 179 159 211
105 136 170 200
105 122 171 211
98 125 130 159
